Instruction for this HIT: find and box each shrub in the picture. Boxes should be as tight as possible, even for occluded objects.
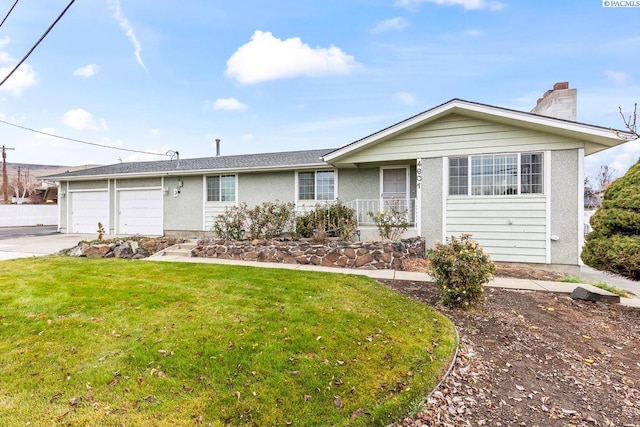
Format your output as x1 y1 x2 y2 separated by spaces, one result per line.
246 200 296 239
212 204 247 240
369 200 411 241
582 159 640 280
427 234 495 309
296 201 358 241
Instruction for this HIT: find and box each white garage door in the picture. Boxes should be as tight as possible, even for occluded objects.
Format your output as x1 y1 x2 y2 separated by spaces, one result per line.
70 191 109 234
118 189 163 236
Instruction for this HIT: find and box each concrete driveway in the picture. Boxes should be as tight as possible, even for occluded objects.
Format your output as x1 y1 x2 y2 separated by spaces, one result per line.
0 227 95 260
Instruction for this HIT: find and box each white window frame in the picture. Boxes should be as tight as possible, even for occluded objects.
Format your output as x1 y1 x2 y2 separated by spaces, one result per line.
206 174 237 202
379 165 410 199
448 152 544 197
295 169 337 202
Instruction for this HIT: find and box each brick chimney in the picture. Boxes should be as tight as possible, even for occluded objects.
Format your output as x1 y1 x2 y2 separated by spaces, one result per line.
530 81 577 121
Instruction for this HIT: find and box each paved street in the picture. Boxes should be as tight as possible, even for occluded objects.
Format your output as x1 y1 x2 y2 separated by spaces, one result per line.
0 226 59 240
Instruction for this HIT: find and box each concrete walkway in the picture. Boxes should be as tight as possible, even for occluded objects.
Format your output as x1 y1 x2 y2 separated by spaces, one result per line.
149 250 640 308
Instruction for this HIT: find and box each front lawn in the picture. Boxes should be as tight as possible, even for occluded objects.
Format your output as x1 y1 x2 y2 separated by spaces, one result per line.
0 258 456 426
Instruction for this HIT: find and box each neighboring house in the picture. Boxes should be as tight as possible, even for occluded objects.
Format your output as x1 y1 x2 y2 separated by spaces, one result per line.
47 83 630 267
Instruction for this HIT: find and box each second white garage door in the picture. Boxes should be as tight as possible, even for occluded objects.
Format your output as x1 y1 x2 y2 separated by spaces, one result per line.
118 189 163 236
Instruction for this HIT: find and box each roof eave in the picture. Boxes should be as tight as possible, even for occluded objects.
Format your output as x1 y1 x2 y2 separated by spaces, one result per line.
46 161 331 181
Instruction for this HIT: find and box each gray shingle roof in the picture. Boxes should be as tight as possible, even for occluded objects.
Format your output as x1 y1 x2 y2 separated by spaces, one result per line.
46 148 336 179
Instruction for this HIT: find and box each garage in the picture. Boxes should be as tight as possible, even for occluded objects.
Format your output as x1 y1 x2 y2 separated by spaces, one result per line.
117 189 164 236
70 191 109 233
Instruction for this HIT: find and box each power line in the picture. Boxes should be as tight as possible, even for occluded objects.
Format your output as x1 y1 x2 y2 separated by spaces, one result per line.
0 0 20 29
0 0 75 88
0 118 172 157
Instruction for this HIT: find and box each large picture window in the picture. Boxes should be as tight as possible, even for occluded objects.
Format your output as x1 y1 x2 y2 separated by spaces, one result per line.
298 171 335 201
449 153 543 196
207 175 236 202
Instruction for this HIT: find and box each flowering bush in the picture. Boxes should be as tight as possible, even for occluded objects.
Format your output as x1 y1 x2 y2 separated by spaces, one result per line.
369 201 410 241
296 201 358 241
246 200 296 239
211 204 247 240
427 234 495 309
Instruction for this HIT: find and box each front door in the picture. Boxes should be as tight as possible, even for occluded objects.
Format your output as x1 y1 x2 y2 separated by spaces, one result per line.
381 167 409 216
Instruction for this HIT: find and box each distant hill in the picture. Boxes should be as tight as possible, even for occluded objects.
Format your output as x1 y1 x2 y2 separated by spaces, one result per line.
5 163 101 181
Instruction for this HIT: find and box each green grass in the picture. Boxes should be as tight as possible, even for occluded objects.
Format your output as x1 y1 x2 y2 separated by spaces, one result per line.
0 258 456 426
560 275 629 297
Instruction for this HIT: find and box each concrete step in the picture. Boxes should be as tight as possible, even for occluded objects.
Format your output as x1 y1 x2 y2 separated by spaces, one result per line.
149 240 198 259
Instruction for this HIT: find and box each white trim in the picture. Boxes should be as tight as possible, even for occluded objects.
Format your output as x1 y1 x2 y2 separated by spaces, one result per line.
442 157 448 242
379 165 410 199
202 175 207 231
544 150 552 264
114 185 163 191
114 179 118 235
295 169 338 204
204 173 238 203
577 148 585 265
415 158 422 236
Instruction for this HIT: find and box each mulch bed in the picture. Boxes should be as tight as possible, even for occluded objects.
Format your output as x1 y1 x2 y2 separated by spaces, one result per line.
379 279 640 427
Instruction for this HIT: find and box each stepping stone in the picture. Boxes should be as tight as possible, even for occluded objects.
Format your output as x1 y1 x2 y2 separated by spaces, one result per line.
570 286 620 304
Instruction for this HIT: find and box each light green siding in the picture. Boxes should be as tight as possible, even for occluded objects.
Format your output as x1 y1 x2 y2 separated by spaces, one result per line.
116 177 162 188
164 175 204 232
337 168 379 201
339 114 584 164
550 150 579 265
446 196 547 263
238 172 295 206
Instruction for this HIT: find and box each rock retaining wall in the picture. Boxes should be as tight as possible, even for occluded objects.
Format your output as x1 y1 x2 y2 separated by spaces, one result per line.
192 237 425 270
67 237 187 259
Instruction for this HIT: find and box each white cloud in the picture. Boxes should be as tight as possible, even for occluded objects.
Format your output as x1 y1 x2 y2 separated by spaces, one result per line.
73 64 99 78
396 92 416 105
395 0 506 11
371 17 410 33
225 31 359 84
106 0 147 72
0 64 36 96
604 70 631 85
0 37 36 95
63 109 108 131
214 97 248 111
149 128 160 137
242 133 254 141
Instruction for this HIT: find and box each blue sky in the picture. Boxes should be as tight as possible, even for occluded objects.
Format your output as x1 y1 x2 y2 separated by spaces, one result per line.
0 0 638 179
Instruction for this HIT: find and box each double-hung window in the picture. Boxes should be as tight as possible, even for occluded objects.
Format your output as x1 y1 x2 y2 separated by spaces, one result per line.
449 153 543 196
298 171 335 201
206 175 236 202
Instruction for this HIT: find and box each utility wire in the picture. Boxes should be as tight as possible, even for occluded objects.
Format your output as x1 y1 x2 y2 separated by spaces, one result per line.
0 118 172 157
0 0 20 29
0 0 75 88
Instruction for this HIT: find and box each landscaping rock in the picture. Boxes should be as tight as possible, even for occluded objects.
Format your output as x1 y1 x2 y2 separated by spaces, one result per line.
570 286 621 304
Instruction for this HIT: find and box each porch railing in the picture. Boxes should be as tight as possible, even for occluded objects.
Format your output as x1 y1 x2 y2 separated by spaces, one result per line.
344 198 416 226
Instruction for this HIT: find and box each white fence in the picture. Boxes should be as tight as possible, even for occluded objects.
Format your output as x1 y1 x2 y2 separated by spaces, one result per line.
0 204 58 227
